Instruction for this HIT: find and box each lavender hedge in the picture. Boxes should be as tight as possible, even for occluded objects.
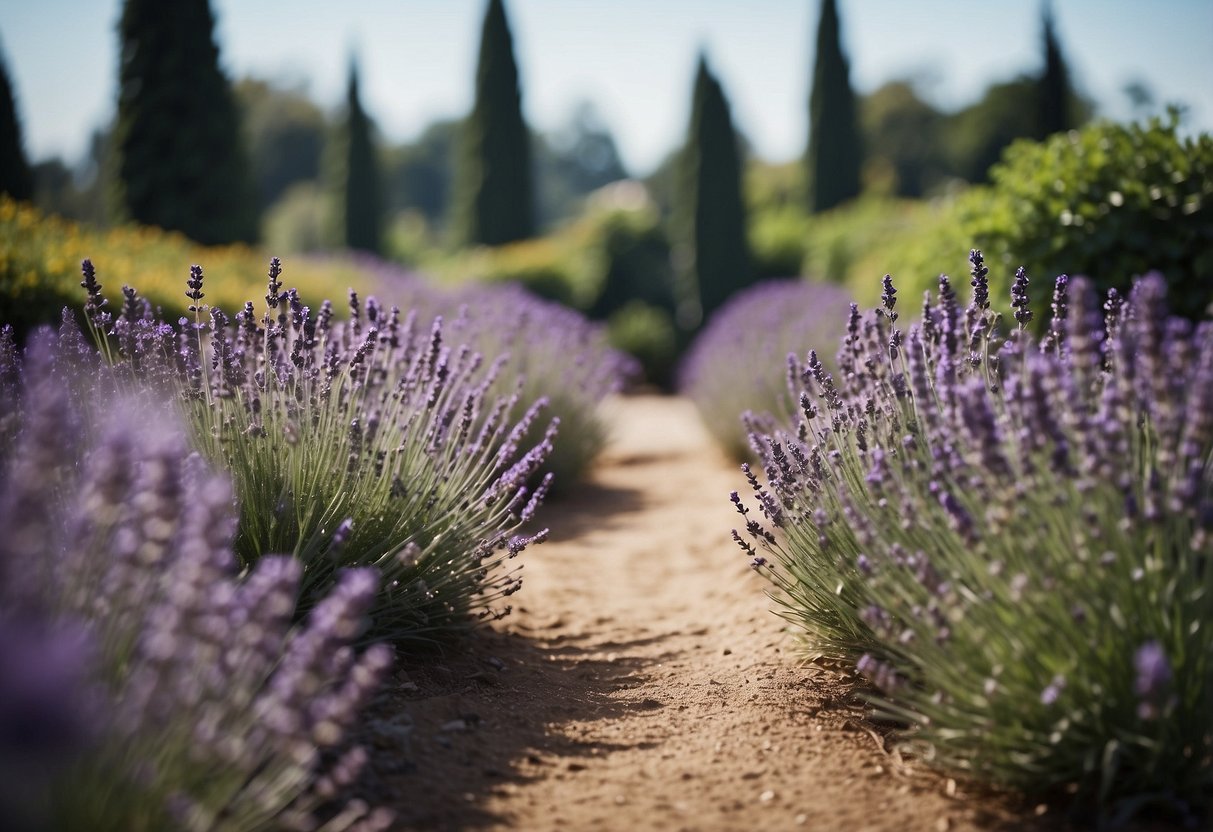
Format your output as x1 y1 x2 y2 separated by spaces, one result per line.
0 326 392 831
79 258 551 642
680 279 852 460
734 253 1213 820
446 282 636 490
366 257 637 491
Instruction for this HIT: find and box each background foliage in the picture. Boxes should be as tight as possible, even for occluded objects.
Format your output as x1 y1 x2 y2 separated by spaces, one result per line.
872 115 1213 322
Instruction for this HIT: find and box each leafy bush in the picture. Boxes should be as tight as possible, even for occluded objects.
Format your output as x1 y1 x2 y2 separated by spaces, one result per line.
735 253 1213 821
437 186 677 330
80 258 551 642
680 279 852 460
748 205 808 280
800 196 935 293
443 236 588 309
583 197 676 321
261 181 334 254
606 301 678 389
882 115 1213 322
0 326 392 831
742 161 810 281
745 157 933 291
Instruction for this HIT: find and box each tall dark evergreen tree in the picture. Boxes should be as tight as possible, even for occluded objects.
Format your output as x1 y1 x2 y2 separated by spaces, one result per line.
1036 2 1074 138
806 0 862 214
112 0 257 244
337 58 382 254
674 54 752 332
0 42 33 202
453 0 534 246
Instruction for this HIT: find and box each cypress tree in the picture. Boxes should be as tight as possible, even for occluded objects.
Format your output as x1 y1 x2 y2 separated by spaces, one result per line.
673 54 752 332
0 42 33 202
806 0 862 214
1037 2 1074 138
453 0 534 246
112 0 257 244
338 58 382 253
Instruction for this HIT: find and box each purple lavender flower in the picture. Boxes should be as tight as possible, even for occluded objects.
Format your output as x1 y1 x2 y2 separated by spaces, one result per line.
880 274 898 320
857 652 902 692
266 256 284 308
1133 640 1172 719
936 273 960 355
1042 274 1070 354
1040 674 1066 706
360 259 633 489
0 618 97 756
1011 267 1032 328
185 264 206 311
79 258 112 335
0 617 98 831
679 279 853 461
969 249 990 311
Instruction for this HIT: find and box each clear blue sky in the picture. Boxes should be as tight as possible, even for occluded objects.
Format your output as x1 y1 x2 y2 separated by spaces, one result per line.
3 0 1211 176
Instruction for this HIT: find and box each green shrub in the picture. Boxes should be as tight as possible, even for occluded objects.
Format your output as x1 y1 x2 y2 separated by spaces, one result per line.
261 181 334 254
607 301 678 388
749 205 808 279
884 115 1213 321
801 196 933 292
584 196 676 320
441 235 590 309
438 187 678 331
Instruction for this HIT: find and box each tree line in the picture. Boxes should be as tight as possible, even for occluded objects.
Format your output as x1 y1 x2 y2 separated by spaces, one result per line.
2 0 1093 335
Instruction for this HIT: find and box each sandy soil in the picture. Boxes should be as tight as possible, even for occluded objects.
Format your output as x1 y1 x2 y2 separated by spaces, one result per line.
355 395 1056 832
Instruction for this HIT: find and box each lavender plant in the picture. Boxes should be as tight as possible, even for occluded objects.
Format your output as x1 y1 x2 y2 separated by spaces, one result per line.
734 253 1213 820
679 279 852 460
445 282 636 490
79 258 551 642
367 257 637 490
0 327 393 832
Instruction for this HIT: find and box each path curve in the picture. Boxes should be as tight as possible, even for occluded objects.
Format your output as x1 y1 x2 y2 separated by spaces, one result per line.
358 395 1040 832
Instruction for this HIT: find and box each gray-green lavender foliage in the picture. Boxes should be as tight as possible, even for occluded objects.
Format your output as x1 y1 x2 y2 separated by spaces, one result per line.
80 257 551 642
735 252 1213 821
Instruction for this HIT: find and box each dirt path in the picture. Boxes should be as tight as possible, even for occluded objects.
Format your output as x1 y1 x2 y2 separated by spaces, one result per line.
358 396 1046 831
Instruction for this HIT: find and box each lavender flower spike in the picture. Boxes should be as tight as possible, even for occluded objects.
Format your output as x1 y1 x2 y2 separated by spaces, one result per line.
1011 266 1032 328
968 249 990 310
1133 640 1172 720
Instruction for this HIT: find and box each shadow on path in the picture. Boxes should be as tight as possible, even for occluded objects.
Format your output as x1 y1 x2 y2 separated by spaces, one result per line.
537 479 647 543
353 626 656 831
